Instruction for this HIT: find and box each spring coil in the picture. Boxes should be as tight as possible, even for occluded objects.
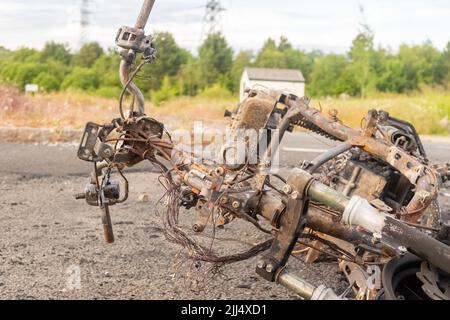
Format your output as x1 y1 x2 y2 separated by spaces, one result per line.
293 116 342 142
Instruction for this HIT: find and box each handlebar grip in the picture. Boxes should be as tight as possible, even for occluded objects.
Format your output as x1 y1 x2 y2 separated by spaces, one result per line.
135 0 156 30
75 193 86 200
101 205 115 244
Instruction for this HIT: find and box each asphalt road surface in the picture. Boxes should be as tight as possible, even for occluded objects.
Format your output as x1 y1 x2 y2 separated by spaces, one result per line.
0 133 449 300
1 132 449 177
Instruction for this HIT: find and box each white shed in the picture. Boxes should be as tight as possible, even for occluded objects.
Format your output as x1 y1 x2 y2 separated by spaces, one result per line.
240 67 306 100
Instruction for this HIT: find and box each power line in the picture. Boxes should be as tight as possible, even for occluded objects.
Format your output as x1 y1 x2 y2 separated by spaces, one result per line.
201 0 226 42
80 0 92 47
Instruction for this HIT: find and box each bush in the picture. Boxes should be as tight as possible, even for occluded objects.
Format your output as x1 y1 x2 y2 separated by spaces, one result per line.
98 72 121 88
10 62 46 89
40 42 72 65
199 83 233 99
92 53 121 88
33 73 60 92
150 76 178 106
72 43 104 68
61 67 100 91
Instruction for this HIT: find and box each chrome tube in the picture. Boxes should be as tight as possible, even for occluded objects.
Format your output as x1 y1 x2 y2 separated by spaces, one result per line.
277 270 315 299
277 269 342 300
118 0 156 116
119 59 145 115
135 0 156 29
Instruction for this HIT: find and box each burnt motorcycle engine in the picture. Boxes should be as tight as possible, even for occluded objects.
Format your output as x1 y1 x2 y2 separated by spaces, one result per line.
319 149 415 213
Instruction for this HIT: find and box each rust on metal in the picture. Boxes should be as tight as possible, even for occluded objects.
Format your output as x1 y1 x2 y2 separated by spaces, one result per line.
75 0 450 300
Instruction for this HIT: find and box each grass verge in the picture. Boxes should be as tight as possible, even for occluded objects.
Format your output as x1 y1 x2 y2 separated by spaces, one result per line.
1 86 449 136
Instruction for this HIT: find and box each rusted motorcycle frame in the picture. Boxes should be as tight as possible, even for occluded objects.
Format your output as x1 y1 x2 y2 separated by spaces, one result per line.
76 0 450 300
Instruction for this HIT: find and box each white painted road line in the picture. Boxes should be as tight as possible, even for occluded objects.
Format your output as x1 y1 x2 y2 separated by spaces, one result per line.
282 147 329 153
284 145 450 153
429 146 450 150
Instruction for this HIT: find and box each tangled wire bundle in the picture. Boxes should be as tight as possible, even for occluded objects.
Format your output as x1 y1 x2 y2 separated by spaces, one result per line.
155 166 273 268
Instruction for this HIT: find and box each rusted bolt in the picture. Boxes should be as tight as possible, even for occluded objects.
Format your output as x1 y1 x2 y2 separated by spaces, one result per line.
232 201 241 209
291 191 300 200
257 260 266 269
138 193 150 203
265 264 275 273
103 149 112 157
75 193 86 200
220 196 228 205
215 167 225 176
329 109 339 119
260 161 271 169
398 246 407 255
283 184 293 194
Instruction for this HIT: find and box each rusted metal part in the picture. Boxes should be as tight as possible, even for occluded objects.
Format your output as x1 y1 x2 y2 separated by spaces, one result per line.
256 191 286 228
378 111 428 162
339 261 381 300
292 170 450 273
254 100 304 191
381 253 449 300
119 59 146 115
135 0 156 30
256 170 314 281
264 90 438 223
117 0 157 116
101 205 115 244
304 208 373 247
78 123 104 162
342 166 362 197
323 157 389 202
416 261 450 300
229 94 276 132
304 240 328 264
256 189 379 256
381 216 450 274
192 200 212 233
402 171 438 223
300 230 361 264
422 200 442 229
434 163 450 184
307 142 353 174
307 179 350 213
113 116 166 166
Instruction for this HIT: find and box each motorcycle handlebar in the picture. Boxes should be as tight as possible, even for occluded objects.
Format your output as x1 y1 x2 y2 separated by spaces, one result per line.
135 0 156 30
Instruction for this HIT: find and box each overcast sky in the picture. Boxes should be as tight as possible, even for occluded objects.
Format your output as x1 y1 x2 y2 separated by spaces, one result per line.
1 0 449 53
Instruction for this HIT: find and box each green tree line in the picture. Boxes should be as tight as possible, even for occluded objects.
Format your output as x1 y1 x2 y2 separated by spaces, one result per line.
0 27 449 104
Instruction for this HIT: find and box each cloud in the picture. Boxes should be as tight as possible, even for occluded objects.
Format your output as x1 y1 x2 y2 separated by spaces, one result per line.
0 0 448 52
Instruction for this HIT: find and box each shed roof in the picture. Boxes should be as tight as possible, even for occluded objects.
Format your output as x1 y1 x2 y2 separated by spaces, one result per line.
244 67 305 83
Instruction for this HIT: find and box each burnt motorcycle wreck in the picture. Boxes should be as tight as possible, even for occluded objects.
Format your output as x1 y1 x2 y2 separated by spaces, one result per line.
76 0 450 300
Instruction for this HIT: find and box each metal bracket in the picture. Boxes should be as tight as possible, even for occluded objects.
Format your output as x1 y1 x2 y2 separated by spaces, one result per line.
116 26 156 62
256 170 314 281
78 122 114 163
